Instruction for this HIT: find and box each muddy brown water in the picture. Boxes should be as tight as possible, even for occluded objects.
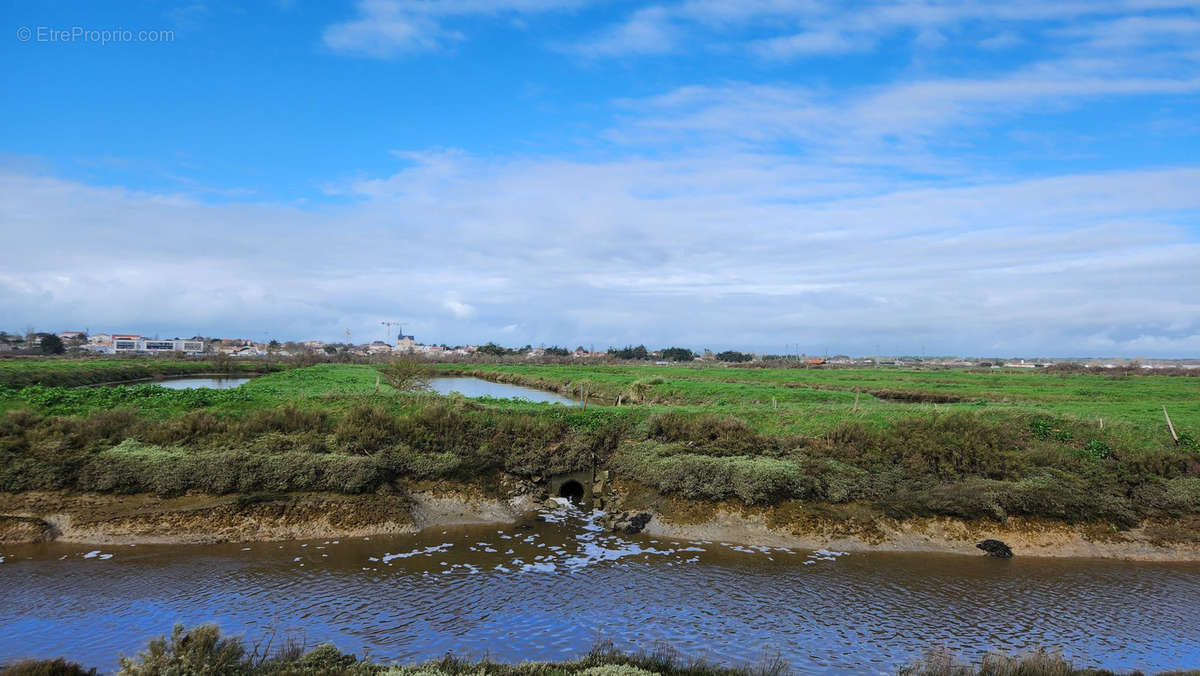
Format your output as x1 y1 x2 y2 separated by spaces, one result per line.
1 505 1198 674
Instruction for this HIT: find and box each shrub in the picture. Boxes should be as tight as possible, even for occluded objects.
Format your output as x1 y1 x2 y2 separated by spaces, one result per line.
119 624 245 675
645 412 767 456
0 658 98 675
1076 439 1110 460
334 404 397 455
379 358 430 392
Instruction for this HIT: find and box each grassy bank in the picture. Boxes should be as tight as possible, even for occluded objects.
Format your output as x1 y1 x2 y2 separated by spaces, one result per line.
1 361 1198 530
2 624 1195 676
0 357 287 388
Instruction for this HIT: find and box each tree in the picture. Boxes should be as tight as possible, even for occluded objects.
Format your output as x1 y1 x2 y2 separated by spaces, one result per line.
267 339 281 350
476 342 510 356
716 350 753 363
608 345 648 360
660 347 695 362
380 358 430 392
37 333 65 354
544 345 570 356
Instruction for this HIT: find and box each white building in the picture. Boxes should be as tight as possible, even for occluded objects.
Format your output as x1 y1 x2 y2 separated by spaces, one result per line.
112 336 206 355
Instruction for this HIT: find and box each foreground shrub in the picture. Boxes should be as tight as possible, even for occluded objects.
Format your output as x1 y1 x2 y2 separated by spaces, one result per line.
0 658 98 675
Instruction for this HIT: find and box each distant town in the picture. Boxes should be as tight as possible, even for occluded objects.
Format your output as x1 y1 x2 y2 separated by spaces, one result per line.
0 328 1196 370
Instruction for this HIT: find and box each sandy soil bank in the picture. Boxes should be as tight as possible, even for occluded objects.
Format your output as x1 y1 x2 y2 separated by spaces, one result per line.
4 483 1199 560
613 482 1200 562
0 487 537 545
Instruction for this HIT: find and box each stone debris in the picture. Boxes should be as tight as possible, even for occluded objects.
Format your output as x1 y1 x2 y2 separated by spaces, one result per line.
977 539 1013 558
598 511 652 535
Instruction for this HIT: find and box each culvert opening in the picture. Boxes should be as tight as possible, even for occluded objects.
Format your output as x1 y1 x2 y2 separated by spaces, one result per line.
558 480 585 504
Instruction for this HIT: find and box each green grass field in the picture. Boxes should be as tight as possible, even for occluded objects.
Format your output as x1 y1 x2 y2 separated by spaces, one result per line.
435 363 1199 445
1 359 1198 526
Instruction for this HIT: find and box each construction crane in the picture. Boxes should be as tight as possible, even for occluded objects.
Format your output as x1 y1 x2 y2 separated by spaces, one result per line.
344 328 351 346
380 321 401 343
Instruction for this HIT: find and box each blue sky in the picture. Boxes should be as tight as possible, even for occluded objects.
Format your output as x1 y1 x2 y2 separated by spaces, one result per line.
2 1 1199 356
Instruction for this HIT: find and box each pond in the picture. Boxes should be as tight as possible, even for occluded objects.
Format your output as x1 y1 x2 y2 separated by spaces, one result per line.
1 505 1198 674
151 376 254 390
427 376 579 405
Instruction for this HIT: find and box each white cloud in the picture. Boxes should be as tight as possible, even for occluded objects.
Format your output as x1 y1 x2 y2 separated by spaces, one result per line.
323 0 590 57
568 6 679 57
575 0 1200 60
750 30 868 59
2 157 1198 356
443 297 476 318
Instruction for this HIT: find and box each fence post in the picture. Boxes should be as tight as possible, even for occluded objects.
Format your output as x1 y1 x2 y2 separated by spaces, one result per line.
1163 405 1178 443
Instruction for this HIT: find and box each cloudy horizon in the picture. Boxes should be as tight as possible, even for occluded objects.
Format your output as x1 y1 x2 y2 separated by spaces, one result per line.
3 1 1198 358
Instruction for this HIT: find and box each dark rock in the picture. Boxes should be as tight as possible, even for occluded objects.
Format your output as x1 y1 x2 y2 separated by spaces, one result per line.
621 512 652 535
976 539 1013 558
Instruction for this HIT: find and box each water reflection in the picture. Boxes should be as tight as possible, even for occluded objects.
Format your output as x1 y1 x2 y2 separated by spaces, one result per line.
1 503 1198 673
153 377 253 390
427 377 578 405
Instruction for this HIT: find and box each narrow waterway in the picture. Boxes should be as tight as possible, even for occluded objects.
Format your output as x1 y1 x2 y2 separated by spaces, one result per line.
427 376 579 405
1 504 1197 674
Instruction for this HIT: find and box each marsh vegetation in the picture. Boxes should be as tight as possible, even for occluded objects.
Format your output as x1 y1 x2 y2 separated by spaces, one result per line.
0 360 1197 527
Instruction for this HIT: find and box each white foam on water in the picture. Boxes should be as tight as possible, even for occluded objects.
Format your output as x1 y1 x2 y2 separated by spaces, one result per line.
521 561 557 573
0 555 5 564
380 543 453 564
82 551 101 559
562 539 674 568
241 547 251 551
368 557 379 562
98 554 113 560
293 557 302 562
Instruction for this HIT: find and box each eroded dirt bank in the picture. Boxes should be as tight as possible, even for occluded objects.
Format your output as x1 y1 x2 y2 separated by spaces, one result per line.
0 485 538 545
611 481 1200 561
3 481 1199 560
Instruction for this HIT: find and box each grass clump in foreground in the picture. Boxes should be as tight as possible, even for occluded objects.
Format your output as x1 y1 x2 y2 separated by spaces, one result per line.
3 625 1197 676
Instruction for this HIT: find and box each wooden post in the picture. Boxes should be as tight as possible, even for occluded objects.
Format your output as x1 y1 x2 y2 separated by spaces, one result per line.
581 386 587 410
616 394 622 406
852 391 860 413
1099 417 1103 430
1163 405 1178 443
772 397 777 410
375 374 380 394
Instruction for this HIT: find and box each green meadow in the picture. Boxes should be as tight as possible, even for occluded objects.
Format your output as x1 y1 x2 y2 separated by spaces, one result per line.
436 363 1199 444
